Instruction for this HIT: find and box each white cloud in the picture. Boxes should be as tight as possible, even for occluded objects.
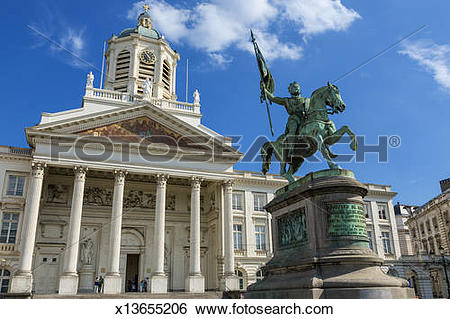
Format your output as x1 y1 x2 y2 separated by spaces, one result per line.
208 52 233 66
274 0 361 36
29 6 88 69
399 40 450 89
59 28 85 55
127 0 359 65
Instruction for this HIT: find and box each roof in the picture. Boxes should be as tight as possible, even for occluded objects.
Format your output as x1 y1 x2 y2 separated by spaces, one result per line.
117 26 162 40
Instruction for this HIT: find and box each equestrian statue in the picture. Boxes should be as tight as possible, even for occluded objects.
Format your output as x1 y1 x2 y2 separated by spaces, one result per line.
251 31 358 183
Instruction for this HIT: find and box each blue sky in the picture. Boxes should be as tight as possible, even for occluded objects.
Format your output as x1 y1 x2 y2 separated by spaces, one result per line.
0 0 448 206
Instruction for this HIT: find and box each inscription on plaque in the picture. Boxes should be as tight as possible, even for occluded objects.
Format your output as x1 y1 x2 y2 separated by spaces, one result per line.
327 203 367 238
277 207 307 249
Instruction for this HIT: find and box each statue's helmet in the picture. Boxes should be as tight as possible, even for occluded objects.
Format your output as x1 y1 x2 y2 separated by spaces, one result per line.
288 81 301 95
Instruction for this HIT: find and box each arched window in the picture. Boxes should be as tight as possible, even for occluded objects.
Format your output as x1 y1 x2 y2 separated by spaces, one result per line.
114 50 131 92
234 269 245 290
162 60 171 99
0 268 11 293
256 269 264 282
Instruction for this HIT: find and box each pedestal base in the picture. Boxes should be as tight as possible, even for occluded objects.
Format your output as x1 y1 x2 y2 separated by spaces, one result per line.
185 275 205 293
103 274 122 294
10 273 33 294
220 275 239 291
245 169 414 299
149 274 168 294
78 265 96 293
58 274 79 295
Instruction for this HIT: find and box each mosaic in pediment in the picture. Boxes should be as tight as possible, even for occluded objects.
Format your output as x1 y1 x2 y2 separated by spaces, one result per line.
77 116 206 149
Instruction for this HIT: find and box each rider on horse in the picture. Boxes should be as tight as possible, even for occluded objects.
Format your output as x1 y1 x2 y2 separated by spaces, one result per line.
263 81 308 138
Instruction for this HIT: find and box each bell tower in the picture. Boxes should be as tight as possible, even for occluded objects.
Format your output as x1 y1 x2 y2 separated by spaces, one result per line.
103 4 180 100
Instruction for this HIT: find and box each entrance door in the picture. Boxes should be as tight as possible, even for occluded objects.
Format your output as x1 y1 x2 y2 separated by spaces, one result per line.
125 254 140 292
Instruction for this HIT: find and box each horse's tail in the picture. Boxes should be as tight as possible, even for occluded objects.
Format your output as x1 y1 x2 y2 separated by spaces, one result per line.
261 142 273 175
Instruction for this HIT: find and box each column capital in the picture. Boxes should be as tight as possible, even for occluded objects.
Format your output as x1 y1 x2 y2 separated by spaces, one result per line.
222 179 234 191
191 176 203 189
156 174 169 187
113 170 127 184
73 167 88 181
31 162 46 178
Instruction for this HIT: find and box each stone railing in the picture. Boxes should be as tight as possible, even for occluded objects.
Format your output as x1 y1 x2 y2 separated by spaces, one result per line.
234 249 246 256
149 98 200 114
84 87 200 115
85 87 135 103
0 243 17 253
0 146 32 157
255 250 269 257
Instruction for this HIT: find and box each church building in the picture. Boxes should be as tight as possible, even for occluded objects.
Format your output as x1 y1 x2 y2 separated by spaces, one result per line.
0 7 286 295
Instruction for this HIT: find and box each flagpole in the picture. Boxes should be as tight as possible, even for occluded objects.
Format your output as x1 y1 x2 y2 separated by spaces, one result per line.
100 41 106 89
186 58 189 102
251 30 274 136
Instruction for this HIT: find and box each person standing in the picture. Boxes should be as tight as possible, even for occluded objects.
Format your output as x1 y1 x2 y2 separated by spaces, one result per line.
143 278 148 292
94 276 99 294
98 276 104 294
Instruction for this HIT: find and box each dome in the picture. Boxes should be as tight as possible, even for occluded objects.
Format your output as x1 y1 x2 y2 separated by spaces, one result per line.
117 26 162 40
117 5 162 40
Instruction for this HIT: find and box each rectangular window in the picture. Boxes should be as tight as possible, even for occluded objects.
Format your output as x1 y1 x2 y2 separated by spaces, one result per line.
364 203 371 219
253 193 267 212
382 231 392 254
420 223 425 235
6 175 25 197
255 225 266 250
367 230 374 250
232 192 243 211
377 203 388 220
426 220 431 233
428 238 435 254
432 217 438 230
233 224 243 250
0 212 19 244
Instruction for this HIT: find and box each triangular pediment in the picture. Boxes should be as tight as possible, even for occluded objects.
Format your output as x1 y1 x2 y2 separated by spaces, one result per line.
26 102 242 159
75 116 202 149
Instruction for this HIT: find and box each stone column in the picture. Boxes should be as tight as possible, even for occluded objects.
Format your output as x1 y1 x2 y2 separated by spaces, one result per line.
220 180 239 291
10 162 46 294
150 174 169 293
103 170 127 294
58 167 87 295
185 177 205 292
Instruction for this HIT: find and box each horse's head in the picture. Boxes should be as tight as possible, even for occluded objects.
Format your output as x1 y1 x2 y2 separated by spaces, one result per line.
325 82 345 113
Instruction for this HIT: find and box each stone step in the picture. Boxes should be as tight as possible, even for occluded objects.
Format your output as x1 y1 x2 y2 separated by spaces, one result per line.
32 291 224 299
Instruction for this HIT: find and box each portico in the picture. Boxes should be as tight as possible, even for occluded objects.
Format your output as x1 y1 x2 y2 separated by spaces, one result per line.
9 159 239 295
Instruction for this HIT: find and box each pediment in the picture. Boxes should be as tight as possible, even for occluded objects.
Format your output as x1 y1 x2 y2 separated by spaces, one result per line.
76 116 203 149
26 102 242 159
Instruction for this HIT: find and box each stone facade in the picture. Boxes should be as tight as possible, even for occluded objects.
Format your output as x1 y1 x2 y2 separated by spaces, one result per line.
389 185 450 299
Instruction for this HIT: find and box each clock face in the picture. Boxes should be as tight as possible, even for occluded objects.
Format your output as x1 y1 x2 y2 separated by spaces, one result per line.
140 50 156 65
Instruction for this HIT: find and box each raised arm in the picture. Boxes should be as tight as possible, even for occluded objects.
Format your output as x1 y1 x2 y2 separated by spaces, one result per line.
262 86 287 106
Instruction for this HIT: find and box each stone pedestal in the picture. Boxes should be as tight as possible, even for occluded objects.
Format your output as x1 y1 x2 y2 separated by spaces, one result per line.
58 274 79 295
78 265 96 293
103 275 122 295
185 275 205 293
245 169 414 299
220 275 239 291
149 274 168 294
9 273 33 295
